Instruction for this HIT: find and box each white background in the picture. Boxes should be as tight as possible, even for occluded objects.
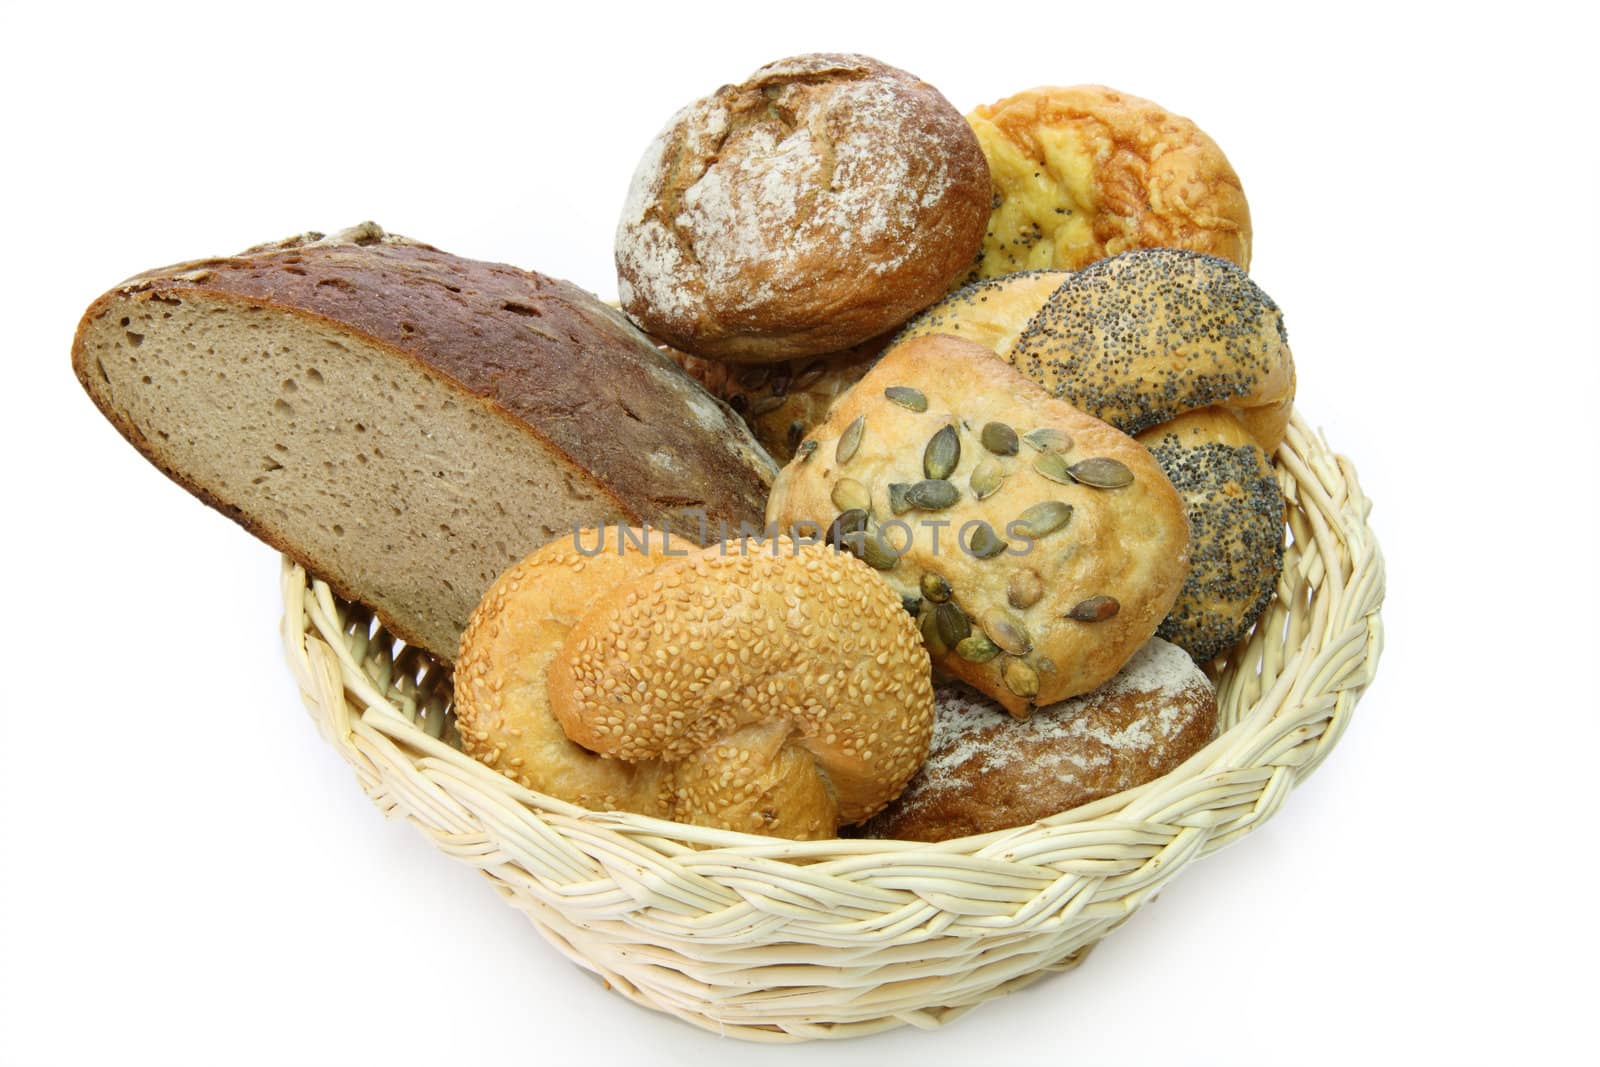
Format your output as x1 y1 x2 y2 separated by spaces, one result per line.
3 2 1595 1064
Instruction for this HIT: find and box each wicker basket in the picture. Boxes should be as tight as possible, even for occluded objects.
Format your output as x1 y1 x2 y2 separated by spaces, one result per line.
279 411 1384 1042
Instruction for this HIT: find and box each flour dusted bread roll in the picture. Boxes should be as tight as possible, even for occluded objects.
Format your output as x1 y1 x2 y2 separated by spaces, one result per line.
616 53 990 362
965 85 1251 281
862 638 1217 842
766 333 1190 718
71 224 776 663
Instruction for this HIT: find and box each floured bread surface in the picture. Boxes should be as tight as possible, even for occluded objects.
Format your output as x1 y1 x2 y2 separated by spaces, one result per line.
616 53 990 362
71 224 776 662
862 638 1217 841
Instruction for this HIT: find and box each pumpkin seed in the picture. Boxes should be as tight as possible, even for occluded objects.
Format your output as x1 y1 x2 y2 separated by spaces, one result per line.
825 508 869 549
955 634 1001 663
747 394 787 417
1023 427 1072 453
920 573 953 603
901 594 922 617
786 421 805 453
830 478 871 513
1032 452 1075 485
970 457 1006 500
923 424 961 480
921 610 949 656
1013 500 1074 539
769 372 792 397
981 609 1033 656
1067 595 1120 621
885 386 929 412
905 479 960 511
980 421 1019 456
796 439 819 463
934 602 971 647
1068 457 1134 489
965 523 1008 559
835 415 866 464
887 482 913 515
1007 569 1044 609
1002 658 1040 698
855 528 901 571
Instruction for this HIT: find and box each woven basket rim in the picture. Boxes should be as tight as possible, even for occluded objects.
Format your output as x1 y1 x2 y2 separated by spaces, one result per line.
278 408 1385 1038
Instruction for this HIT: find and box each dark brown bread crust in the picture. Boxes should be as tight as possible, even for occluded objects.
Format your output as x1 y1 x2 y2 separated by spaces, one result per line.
616 53 990 362
71 225 777 658
80 226 775 522
861 639 1217 841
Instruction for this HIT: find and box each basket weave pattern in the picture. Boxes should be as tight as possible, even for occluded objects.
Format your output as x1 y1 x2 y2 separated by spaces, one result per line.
280 412 1384 1042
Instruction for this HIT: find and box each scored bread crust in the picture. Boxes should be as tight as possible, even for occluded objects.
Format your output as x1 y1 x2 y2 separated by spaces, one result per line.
71 223 777 661
615 53 991 362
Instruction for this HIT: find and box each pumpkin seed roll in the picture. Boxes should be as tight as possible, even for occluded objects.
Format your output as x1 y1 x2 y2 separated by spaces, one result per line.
766 333 1189 719
895 251 1293 662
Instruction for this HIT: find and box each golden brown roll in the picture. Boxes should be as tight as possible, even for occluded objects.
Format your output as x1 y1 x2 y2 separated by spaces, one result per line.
457 529 936 839
548 538 935 830
615 53 990 362
765 333 1190 719
453 527 691 817
965 84 1251 281
891 270 1070 355
860 638 1217 842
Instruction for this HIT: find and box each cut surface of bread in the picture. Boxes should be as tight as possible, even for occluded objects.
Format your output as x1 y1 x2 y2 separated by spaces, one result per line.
72 225 776 661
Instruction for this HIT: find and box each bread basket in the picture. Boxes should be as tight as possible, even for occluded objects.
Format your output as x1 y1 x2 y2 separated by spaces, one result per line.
280 411 1384 1042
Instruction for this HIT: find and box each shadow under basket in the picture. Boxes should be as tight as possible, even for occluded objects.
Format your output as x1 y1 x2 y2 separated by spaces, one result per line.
280 411 1385 1042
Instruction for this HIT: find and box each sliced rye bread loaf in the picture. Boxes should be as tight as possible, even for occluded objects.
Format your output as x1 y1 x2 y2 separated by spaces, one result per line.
72 223 777 663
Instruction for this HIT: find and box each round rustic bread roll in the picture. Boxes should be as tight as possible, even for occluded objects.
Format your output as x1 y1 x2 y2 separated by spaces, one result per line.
964 84 1251 282
615 53 990 362
548 538 935 827
662 332 888 463
765 333 1190 719
860 638 1217 841
891 252 1293 661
